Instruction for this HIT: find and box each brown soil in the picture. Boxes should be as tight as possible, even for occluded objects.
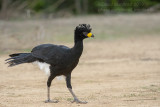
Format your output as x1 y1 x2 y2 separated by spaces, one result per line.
0 36 160 107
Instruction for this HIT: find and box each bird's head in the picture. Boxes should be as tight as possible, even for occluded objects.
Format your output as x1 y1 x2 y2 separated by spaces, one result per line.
74 24 94 41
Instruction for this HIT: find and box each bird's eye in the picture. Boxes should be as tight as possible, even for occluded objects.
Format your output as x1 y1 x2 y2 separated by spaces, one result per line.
82 32 88 37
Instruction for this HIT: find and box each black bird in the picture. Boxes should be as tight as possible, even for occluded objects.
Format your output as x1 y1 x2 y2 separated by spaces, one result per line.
5 24 94 104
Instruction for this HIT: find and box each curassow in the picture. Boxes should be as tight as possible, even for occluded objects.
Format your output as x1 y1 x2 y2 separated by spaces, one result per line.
5 24 94 104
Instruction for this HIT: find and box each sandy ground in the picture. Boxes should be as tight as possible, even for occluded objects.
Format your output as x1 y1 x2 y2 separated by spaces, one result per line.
0 36 160 107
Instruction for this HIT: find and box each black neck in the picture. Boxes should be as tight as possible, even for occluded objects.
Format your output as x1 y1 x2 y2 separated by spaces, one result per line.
71 32 83 59
74 31 83 43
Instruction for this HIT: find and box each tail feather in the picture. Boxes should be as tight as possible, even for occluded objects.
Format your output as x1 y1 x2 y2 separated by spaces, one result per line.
5 55 23 61
5 53 35 67
9 53 24 57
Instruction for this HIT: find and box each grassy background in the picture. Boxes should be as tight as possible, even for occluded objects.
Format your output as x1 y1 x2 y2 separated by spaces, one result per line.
0 13 160 54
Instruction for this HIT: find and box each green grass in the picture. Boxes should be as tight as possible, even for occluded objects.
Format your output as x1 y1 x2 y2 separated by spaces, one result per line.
66 98 73 101
123 93 137 98
142 84 160 93
20 49 32 53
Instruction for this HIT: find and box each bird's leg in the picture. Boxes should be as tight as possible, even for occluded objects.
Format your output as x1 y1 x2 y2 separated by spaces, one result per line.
66 74 87 104
45 76 58 103
68 88 87 104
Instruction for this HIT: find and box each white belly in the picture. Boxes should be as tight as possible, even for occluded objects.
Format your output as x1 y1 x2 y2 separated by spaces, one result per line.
33 61 50 76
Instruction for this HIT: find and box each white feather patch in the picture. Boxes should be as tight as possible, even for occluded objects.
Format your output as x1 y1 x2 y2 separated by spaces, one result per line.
33 61 50 76
56 76 64 80
33 61 64 80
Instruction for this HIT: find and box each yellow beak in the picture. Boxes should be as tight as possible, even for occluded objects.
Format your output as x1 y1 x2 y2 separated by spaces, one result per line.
87 33 94 37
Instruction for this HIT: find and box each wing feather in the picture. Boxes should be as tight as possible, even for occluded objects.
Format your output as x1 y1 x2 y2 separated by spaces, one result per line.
31 44 70 64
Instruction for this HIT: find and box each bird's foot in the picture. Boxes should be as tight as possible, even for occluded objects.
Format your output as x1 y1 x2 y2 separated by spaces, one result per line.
45 99 58 103
71 99 87 104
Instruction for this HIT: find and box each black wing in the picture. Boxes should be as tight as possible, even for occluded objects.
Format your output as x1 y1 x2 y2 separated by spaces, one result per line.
31 44 70 64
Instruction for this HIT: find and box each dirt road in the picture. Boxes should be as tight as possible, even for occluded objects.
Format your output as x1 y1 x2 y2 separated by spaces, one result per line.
0 36 160 107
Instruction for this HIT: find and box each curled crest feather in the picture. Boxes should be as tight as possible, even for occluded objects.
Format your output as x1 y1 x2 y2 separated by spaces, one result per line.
75 24 92 32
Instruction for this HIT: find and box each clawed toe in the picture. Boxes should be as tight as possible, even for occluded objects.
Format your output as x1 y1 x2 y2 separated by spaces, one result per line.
45 99 58 103
71 99 87 104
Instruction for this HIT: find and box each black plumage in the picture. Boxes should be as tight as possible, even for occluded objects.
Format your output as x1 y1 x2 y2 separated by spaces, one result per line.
5 24 94 104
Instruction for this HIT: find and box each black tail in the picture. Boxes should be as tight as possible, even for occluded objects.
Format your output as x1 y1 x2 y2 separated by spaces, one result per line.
5 53 35 67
